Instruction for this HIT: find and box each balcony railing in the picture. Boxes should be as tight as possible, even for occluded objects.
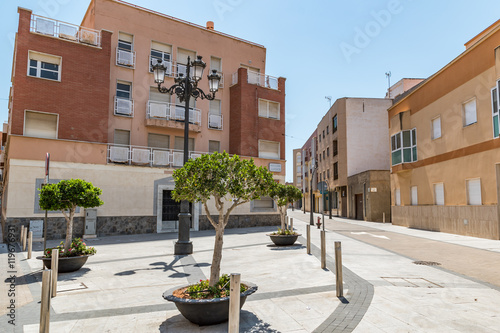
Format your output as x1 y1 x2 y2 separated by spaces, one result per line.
115 97 134 117
116 48 136 68
30 14 101 47
107 144 205 167
231 70 279 90
149 56 173 76
208 114 223 130
147 100 201 125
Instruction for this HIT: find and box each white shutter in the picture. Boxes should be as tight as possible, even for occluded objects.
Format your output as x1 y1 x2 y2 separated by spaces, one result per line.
434 183 444 206
177 48 195 64
29 51 61 65
118 32 133 43
24 111 58 139
132 148 150 164
210 57 222 72
151 41 172 54
467 179 482 205
209 100 221 115
253 197 274 208
259 140 280 159
395 189 401 206
411 186 418 206
464 99 477 126
149 87 170 103
148 134 169 149
432 117 441 139
109 146 129 163
114 130 130 145
268 101 279 119
258 99 267 117
153 150 170 166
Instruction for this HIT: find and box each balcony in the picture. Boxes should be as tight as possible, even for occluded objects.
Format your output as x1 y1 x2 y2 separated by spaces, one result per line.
146 100 201 132
116 48 136 68
208 114 223 130
108 144 205 167
114 97 134 117
30 14 101 47
231 70 279 90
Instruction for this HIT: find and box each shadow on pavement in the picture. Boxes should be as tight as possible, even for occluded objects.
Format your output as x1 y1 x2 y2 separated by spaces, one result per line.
114 257 209 278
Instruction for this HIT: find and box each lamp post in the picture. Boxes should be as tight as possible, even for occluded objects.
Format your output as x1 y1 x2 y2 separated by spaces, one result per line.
325 179 332 219
153 56 221 255
309 164 317 226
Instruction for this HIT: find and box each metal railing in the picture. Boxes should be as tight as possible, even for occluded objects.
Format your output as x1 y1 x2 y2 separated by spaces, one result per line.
30 14 101 47
114 97 134 117
116 48 136 68
107 144 206 167
147 100 201 126
208 113 223 130
231 70 279 90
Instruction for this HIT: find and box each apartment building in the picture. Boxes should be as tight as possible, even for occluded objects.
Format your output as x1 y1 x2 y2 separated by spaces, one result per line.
2 0 286 241
389 20 500 240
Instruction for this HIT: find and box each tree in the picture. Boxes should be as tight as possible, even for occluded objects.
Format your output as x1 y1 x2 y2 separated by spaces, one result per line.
269 183 303 230
172 152 275 286
39 179 104 252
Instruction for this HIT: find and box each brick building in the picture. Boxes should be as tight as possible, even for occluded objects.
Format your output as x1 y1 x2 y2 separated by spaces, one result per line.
1 1 286 240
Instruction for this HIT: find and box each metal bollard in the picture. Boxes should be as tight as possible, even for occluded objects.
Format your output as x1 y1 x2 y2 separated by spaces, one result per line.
335 241 343 297
27 231 33 259
20 225 25 244
383 212 386 223
306 224 311 255
22 227 27 251
40 269 52 333
51 250 59 297
322 213 325 231
321 230 326 269
290 218 293 230
228 273 241 333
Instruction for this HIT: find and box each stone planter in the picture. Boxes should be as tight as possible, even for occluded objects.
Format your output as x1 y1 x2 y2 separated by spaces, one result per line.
163 282 257 326
267 234 301 246
36 255 91 273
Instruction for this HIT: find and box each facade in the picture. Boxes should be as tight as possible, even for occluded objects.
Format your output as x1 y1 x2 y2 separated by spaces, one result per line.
389 20 500 240
2 1 286 241
297 98 393 222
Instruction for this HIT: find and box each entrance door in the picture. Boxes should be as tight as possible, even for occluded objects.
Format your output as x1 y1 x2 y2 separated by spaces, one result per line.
161 190 193 232
355 194 363 220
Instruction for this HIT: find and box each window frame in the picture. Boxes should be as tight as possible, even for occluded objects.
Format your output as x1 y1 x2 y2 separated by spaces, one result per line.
410 186 418 206
391 128 417 166
27 51 61 81
431 116 441 140
258 140 280 159
258 98 280 120
24 110 59 139
492 85 499 138
466 178 482 206
332 115 338 133
433 182 445 206
463 97 477 127
395 189 401 206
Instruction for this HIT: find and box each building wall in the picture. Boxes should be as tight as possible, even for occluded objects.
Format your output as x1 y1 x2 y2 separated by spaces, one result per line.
347 170 391 222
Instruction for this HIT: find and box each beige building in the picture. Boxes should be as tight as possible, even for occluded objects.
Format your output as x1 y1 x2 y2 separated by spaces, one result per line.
389 20 500 240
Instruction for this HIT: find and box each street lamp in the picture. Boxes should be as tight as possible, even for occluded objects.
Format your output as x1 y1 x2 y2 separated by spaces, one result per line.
310 163 317 226
325 179 332 219
153 55 221 255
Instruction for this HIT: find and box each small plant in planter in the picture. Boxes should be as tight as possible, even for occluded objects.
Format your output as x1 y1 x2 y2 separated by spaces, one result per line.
44 238 97 258
38 179 103 272
268 183 303 246
175 274 247 300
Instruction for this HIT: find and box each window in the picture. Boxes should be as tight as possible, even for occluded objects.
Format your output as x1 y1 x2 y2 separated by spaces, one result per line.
150 41 172 73
209 140 220 153
251 196 275 211
323 151 325 160
492 86 499 138
466 178 482 206
326 126 329 135
114 129 130 145
319 174 322 182
319 154 322 162
431 116 441 140
434 183 444 206
463 98 477 126
333 140 338 156
24 111 58 139
327 169 330 179
327 147 330 157
395 189 401 206
117 32 134 67
176 48 196 77
258 99 279 119
211 56 222 72
115 81 133 116
332 115 338 133
333 162 338 180
319 135 321 143
148 133 169 149
322 130 325 139
174 136 195 151
259 140 280 159
323 171 326 180
209 99 222 129
410 186 418 206
391 129 417 165
28 51 61 81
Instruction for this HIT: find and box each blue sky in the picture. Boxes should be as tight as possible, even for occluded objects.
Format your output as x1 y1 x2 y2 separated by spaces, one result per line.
1 0 500 181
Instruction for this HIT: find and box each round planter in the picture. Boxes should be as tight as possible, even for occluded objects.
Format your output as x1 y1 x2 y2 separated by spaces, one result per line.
36 255 91 273
267 234 301 246
163 282 257 326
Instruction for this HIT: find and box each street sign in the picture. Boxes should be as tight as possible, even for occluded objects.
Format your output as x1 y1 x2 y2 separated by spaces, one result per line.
317 181 328 194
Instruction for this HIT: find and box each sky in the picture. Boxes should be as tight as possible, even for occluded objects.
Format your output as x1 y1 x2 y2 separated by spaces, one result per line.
1 0 500 182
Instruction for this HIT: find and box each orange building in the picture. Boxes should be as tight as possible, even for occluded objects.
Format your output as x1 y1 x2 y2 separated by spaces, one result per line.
2 1 286 240
389 20 500 240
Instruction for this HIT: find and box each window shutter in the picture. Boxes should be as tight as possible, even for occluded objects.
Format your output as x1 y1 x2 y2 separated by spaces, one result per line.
177 48 196 65
467 179 481 205
148 133 169 149
464 99 477 126
28 51 61 65
268 101 279 119
149 86 170 103
174 136 194 151
253 197 274 208
209 140 220 153
411 186 418 206
118 32 133 43
210 57 222 72
395 189 401 206
114 129 130 145
25 111 58 139
151 41 171 54
259 141 279 159
432 117 441 139
434 183 444 205
209 99 221 115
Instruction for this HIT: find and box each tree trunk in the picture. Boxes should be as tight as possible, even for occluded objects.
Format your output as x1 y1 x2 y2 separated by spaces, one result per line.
279 206 286 230
209 224 224 287
64 207 75 252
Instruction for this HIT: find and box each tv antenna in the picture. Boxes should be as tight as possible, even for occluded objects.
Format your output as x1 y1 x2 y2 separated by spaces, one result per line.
325 96 332 108
385 71 391 98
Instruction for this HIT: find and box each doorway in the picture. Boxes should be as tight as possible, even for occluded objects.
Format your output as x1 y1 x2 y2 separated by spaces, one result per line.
355 194 364 220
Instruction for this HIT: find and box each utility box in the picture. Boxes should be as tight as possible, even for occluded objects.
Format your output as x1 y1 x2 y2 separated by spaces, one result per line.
83 208 97 238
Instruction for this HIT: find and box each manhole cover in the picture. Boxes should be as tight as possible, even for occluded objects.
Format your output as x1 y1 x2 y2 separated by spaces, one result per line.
413 261 441 266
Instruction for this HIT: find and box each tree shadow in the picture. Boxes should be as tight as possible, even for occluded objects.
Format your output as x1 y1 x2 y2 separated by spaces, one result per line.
114 257 209 279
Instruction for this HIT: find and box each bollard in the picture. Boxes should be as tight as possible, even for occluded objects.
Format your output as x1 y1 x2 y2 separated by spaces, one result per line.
335 241 343 297
20 225 25 244
22 226 27 251
40 269 52 333
383 212 386 223
51 250 59 297
228 273 241 333
320 230 326 269
290 218 294 230
322 213 325 231
306 224 311 255
286 216 290 230
27 231 33 259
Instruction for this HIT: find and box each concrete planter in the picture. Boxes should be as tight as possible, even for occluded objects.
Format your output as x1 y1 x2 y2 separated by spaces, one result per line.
267 234 301 246
163 282 257 326
37 255 91 273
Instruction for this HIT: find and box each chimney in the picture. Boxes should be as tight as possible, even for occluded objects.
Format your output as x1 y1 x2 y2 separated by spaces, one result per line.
206 21 214 30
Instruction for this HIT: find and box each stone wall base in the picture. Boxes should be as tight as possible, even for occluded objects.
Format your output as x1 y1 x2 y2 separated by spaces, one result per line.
199 214 280 230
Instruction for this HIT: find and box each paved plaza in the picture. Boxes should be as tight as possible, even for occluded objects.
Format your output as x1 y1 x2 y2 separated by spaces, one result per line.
1 210 500 332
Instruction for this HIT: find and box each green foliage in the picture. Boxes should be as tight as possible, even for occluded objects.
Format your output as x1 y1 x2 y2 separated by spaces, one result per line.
185 274 247 299
172 151 275 205
39 179 104 211
271 228 298 236
44 238 96 258
269 183 303 208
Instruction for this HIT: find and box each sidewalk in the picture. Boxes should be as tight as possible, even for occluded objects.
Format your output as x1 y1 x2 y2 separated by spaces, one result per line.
1 211 499 332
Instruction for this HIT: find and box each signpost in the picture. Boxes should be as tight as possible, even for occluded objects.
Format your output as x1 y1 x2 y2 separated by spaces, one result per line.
43 153 50 251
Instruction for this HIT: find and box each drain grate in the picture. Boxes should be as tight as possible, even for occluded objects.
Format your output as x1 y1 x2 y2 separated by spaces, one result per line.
413 261 441 266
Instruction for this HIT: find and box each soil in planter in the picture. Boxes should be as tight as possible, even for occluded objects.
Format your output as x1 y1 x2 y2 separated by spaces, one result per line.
173 284 249 300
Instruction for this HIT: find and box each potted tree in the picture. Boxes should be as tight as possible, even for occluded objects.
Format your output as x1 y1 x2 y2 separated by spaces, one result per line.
163 152 275 325
268 183 303 246
37 179 103 272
